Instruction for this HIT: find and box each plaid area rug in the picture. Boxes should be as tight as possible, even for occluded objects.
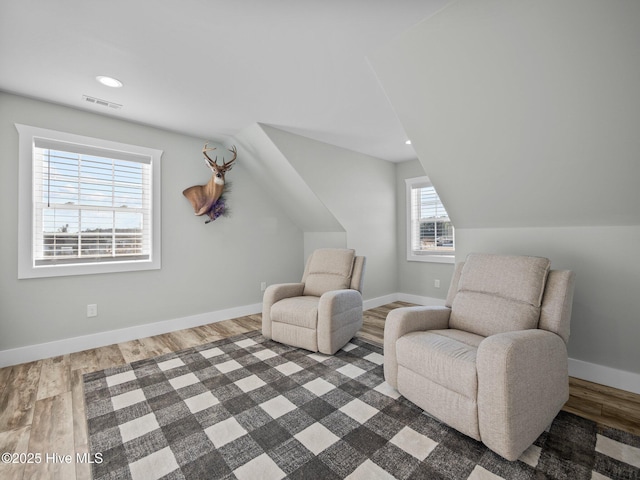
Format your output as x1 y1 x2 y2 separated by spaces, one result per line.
83 331 640 480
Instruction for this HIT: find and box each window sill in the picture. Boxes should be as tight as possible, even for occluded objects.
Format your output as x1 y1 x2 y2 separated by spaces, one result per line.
19 258 160 279
407 254 455 264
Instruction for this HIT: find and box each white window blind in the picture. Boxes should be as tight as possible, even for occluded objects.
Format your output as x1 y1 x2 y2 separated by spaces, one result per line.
17 124 162 278
33 139 151 265
406 176 454 262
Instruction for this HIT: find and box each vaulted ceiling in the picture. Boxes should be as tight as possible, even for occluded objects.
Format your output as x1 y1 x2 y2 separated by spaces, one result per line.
0 0 449 163
369 0 640 229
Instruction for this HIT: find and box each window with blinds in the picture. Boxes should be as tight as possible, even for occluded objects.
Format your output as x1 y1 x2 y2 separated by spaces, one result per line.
17 124 162 278
406 176 455 262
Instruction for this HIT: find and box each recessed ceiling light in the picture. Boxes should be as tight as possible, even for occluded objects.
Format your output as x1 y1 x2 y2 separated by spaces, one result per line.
405 140 412 145
96 76 123 88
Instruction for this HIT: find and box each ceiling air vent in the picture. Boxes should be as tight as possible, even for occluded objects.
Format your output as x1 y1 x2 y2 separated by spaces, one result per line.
82 95 123 110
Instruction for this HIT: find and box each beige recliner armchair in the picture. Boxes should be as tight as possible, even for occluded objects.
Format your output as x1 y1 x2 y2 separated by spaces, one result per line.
384 253 575 461
262 248 366 355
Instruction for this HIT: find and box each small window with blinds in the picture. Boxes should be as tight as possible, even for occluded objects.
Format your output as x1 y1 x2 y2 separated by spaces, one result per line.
406 176 455 263
17 124 162 278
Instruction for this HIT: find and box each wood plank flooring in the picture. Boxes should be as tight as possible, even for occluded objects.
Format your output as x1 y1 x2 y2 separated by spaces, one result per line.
0 304 638 480
0 315 260 480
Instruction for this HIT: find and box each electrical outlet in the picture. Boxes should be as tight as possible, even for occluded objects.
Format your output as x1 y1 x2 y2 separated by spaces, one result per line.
260 281 267 292
87 304 98 317
434 279 441 288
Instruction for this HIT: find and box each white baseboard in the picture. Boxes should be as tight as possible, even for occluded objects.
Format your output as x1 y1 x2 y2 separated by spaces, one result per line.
363 294 397 310
2 294 638 396
1 293 434 368
0 303 262 368
363 292 445 310
395 293 447 306
569 358 640 395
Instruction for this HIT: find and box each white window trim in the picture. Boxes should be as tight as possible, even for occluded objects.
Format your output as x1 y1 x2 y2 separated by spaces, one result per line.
16 124 162 278
406 176 455 264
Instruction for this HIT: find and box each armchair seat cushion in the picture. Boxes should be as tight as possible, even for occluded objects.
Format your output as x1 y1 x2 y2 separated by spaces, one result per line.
271 296 320 329
396 330 483 400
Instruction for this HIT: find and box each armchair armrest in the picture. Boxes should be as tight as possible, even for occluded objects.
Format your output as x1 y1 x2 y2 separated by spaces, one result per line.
262 283 305 338
317 289 363 354
383 306 451 387
477 330 569 461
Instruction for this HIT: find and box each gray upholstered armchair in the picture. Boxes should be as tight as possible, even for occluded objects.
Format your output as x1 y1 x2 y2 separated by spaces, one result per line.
384 253 575 461
262 248 366 355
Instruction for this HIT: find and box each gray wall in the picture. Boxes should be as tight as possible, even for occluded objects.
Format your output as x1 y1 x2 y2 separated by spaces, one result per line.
260 125 398 300
0 92 303 350
370 0 640 230
369 0 640 375
232 123 345 236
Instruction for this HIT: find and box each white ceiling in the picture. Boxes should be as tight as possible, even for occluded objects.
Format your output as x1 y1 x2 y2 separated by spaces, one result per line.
0 0 449 162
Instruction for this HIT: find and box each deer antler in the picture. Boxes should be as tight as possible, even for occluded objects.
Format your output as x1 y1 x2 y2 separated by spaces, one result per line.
202 143 236 172
222 145 237 170
202 143 217 169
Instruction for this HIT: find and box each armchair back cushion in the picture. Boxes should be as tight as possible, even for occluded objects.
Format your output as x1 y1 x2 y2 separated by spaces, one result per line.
302 248 356 296
449 254 551 337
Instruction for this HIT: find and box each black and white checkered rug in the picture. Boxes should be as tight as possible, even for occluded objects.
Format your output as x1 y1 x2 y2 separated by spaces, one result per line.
83 331 640 479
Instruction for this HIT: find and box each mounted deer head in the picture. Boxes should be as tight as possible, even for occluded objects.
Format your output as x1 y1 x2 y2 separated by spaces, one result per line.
183 144 237 223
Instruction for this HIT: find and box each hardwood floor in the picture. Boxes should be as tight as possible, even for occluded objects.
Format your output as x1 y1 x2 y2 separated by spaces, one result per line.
0 304 638 479
0 315 260 480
